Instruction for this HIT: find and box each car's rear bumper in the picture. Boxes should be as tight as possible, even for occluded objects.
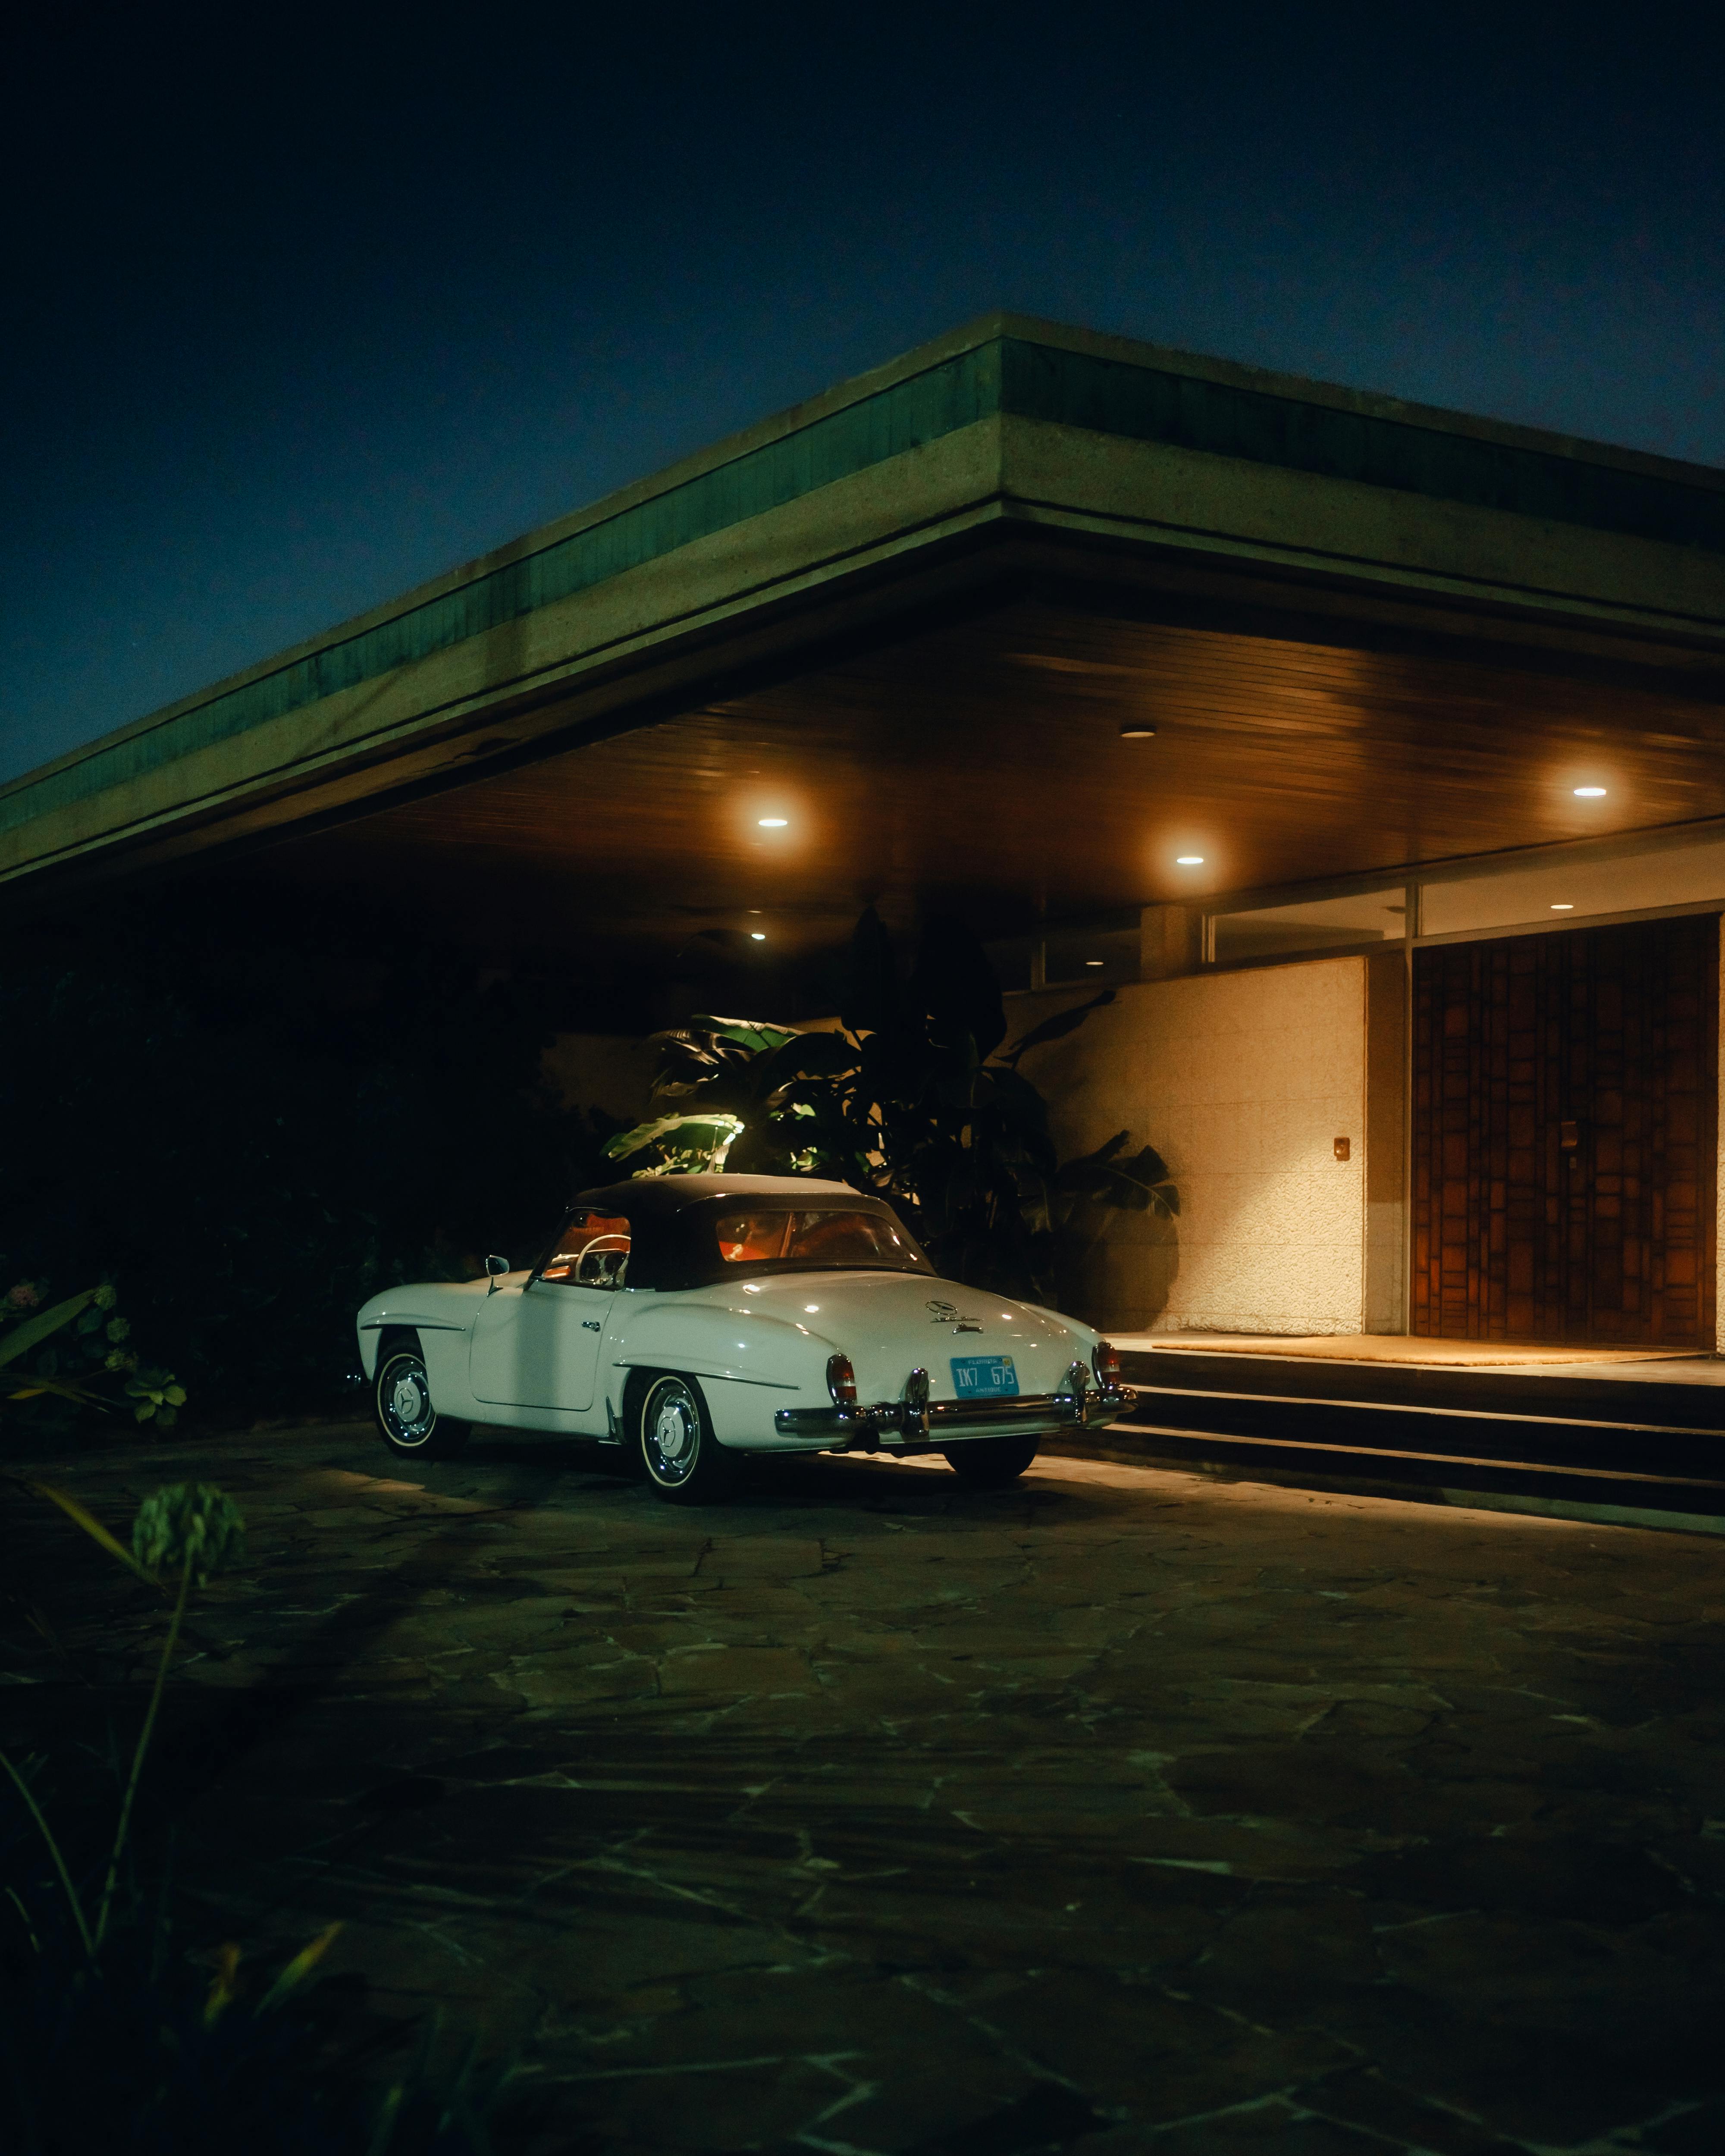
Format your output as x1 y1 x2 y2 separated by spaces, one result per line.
772 1382 1134 1454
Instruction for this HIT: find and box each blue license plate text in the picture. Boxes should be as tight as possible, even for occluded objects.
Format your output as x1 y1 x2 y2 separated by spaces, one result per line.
951 1354 1018 1399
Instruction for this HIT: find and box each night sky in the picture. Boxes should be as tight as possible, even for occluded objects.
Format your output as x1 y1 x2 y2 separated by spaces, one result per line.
3 0 1720 789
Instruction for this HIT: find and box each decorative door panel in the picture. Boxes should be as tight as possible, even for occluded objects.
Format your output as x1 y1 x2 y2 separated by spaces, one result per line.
1411 917 1717 1343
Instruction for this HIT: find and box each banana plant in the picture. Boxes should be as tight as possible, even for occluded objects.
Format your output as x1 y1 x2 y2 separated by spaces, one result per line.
599 908 1176 1298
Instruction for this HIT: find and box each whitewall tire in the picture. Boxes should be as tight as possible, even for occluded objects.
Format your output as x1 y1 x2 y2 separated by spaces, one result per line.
373 1342 471 1461
637 1372 737 1505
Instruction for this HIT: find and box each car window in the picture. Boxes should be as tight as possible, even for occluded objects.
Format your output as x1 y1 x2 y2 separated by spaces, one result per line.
539 1211 631 1288
713 1208 927 1272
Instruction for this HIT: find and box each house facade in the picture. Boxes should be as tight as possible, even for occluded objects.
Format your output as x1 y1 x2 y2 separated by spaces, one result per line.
6 314 1722 1346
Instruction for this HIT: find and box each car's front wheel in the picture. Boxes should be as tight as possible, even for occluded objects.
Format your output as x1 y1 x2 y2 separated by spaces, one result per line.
373 1341 471 1460
637 1372 737 1505
944 1435 1038 1487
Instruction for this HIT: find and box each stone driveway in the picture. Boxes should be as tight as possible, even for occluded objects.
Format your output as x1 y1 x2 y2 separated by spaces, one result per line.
4 1426 1724 2154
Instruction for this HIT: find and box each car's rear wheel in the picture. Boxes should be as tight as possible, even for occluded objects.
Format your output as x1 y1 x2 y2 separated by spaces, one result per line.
944 1435 1038 1487
637 1372 737 1505
373 1340 471 1460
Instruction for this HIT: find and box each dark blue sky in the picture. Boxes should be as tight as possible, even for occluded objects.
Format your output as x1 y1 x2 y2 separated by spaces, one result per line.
4 0 1720 788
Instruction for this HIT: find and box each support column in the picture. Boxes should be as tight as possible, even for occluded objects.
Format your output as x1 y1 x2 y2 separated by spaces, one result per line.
1139 904 1201 981
1364 946 1408 1332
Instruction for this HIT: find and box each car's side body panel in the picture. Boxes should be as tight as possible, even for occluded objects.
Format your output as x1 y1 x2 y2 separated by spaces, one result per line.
470 1279 612 1411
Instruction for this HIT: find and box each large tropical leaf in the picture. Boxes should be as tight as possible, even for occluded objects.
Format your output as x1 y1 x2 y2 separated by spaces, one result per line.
0 1290 97 1371
746 1027 860 1100
1054 1131 1179 1216
602 1113 745 1170
998 988 1116 1069
689 1015 800 1056
16 1478 163 1589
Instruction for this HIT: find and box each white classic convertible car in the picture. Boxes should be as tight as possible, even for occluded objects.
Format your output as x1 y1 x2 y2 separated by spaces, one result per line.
355 1175 1132 1503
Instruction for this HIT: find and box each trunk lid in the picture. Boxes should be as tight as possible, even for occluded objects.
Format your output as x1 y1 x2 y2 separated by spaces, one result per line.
688 1269 1091 1402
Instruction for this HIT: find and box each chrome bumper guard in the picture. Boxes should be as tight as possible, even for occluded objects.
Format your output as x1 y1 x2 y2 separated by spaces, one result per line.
774 1378 1135 1454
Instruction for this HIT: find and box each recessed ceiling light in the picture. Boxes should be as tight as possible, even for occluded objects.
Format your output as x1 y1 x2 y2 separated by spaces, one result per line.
750 931 766 940
1176 855 1204 866
758 816 789 827
1119 724 1157 739
1550 903 1574 911
1085 959 1104 967
1573 787 1606 798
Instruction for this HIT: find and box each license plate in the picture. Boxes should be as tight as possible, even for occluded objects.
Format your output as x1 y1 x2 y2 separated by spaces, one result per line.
951 1354 1018 1399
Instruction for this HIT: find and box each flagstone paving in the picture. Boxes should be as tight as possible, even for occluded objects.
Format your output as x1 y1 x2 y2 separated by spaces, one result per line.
4 1425 1725 2153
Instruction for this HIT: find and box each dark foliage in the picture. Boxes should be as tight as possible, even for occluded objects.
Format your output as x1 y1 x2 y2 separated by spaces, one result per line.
0 887 613 1427
0 1818 514 2155
607 907 1175 1300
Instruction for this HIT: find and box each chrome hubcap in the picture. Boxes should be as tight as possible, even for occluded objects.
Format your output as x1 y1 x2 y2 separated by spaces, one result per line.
643 1380 699 1484
380 1355 435 1445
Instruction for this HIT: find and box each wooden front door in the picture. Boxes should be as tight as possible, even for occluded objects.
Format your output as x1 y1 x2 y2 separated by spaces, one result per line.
1412 917 1717 1344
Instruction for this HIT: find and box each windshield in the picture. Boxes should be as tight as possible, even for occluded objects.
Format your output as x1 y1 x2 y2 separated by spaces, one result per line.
538 1210 631 1288
712 1207 931 1275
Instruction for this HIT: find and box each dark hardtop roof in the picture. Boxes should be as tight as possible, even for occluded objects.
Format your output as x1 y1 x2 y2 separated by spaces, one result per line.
558 1174 911 1291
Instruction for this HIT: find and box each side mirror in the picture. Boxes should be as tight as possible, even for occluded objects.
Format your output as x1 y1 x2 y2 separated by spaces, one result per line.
485 1253 510 1294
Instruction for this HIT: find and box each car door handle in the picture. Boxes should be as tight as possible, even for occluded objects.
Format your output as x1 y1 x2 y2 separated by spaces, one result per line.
582 1319 602 1332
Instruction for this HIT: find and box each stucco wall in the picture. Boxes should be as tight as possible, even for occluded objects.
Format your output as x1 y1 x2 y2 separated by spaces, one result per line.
1015 957 1368 1337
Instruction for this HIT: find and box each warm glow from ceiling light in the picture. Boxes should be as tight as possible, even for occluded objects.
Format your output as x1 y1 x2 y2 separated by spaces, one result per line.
758 816 789 827
1119 724 1157 738
1085 959 1104 967
750 931 766 940
1573 787 1606 798
1176 855 1204 865
1551 903 1574 910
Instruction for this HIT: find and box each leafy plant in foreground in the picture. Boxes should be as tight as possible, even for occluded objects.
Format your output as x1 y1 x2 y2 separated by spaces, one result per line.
0 1278 185 1440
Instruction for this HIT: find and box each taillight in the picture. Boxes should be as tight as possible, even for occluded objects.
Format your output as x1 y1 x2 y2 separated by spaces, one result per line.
826 1353 857 1406
1092 1339 1121 1388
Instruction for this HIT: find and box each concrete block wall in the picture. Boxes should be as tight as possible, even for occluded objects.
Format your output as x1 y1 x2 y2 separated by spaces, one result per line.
1013 957 1370 1337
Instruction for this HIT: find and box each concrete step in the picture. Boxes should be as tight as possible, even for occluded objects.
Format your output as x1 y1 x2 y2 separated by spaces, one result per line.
1056 1349 1725 1533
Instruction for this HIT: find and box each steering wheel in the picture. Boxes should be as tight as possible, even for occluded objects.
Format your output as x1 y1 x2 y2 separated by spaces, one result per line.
572 1231 630 1287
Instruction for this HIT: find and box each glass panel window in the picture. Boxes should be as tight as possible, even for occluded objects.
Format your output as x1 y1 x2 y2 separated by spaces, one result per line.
1044 924 1141 985
715 1212 792 1263
540 1211 631 1288
784 1210 913 1266
1211 889 1405 964
1420 838 1725 937
713 1208 928 1272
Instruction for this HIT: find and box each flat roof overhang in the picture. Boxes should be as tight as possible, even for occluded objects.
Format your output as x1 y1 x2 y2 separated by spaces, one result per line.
5 312 1723 960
